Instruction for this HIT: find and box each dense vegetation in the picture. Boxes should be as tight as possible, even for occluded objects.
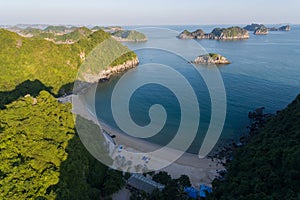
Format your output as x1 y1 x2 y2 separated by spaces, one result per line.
43 26 77 34
0 26 138 199
19 27 92 43
0 28 136 95
178 26 248 40
208 94 300 200
243 23 267 31
0 90 128 199
129 172 192 200
0 91 97 199
211 26 248 38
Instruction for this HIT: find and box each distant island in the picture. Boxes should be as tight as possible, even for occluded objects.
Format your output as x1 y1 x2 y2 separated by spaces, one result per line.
112 30 147 42
192 53 231 65
0 28 138 95
6 25 147 44
243 23 267 32
178 26 249 40
244 23 291 35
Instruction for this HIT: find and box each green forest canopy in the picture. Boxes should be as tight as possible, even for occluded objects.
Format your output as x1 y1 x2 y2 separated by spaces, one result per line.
0 91 126 199
0 29 136 95
208 94 300 200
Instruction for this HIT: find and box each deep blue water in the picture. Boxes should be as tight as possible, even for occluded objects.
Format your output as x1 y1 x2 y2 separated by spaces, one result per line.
94 25 300 154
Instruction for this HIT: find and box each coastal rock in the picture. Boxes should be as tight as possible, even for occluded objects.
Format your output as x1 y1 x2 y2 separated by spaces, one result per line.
278 25 291 31
177 30 194 39
178 26 249 40
82 57 139 83
254 28 269 35
192 53 230 65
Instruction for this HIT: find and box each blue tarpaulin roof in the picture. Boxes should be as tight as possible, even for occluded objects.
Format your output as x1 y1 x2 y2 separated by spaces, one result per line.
184 187 198 199
199 185 212 198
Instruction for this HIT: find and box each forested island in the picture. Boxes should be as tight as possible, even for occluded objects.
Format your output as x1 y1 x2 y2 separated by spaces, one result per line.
244 23 291 35
179 24 291 39
0 28 138 95
192 53 231 65
6 25 146 44
112 30 147 42
178 26 249 40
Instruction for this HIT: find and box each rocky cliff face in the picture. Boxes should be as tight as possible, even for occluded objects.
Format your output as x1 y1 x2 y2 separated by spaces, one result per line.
192 53 230 64
178 26 249 40
82 57 139 83
254 28 269 35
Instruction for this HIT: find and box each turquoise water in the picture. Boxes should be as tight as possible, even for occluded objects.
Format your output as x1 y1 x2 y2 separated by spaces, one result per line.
94 25 300 154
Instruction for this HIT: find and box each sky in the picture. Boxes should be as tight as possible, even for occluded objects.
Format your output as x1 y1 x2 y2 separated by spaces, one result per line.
1 0 299 25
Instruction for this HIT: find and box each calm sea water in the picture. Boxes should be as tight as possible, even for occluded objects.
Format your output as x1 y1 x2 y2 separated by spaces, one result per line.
94 25 300 154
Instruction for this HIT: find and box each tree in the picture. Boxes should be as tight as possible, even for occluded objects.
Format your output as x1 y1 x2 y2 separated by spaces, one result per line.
152 171 172 185
208 94 300 199
102 169 125 196
176 175 191 188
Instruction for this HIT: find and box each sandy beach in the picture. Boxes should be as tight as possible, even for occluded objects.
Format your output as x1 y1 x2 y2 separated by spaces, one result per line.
71 94 224 187
100 121 224 187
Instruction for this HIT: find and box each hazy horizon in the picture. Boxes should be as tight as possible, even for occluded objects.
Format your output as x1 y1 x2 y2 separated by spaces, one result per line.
1 0 299 25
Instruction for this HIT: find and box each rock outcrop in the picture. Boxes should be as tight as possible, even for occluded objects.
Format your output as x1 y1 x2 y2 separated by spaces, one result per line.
244 23 267 31
82 57 139 83
254 28 269 35
278 25 291 31
178 26 249 40
177 29 205 39
192 53 230 65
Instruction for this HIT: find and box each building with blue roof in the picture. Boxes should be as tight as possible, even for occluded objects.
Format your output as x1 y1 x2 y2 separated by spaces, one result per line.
184 187 198 199
199 185 212 198
184 185 213 199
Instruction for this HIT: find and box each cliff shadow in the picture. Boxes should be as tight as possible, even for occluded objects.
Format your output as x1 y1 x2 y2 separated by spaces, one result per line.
57 82 74 97
46 116 110 200
0 79 53 109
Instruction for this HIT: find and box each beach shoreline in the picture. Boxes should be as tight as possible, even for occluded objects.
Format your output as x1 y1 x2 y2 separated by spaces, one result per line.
71 94 224 187
99 120 224 186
